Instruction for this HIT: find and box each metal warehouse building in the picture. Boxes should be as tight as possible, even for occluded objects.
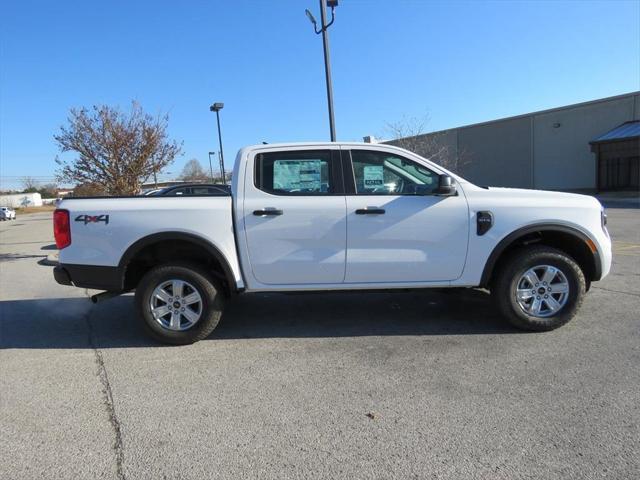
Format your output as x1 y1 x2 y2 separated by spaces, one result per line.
381 91 640 192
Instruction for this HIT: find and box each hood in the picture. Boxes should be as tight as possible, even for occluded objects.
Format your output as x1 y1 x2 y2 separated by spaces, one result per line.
477 186 603 209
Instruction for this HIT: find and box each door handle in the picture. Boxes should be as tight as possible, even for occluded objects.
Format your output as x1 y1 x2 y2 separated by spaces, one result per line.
253 209 283 216
355 208 385 215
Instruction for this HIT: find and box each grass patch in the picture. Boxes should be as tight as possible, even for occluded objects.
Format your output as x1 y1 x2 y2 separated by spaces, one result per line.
15 205 56 214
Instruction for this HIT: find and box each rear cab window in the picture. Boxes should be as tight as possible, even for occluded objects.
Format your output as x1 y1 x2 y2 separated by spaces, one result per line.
255 150 338 195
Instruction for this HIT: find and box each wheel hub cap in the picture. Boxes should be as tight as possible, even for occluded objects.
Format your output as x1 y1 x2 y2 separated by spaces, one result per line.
150 279 203 331
515 265 570 318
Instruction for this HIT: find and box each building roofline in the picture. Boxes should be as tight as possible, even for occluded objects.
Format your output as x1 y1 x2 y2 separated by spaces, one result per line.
384 91 640 140
589 120 640 145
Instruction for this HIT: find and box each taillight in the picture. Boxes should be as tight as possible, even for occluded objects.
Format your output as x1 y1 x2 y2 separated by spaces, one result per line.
54 209 71 249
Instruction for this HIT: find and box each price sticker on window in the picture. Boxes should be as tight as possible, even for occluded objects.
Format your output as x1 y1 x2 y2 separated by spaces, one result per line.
363 165 384 189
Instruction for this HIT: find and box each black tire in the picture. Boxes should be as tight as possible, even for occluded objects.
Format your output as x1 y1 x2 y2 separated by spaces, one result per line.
135 263 225 345
493 245 586 331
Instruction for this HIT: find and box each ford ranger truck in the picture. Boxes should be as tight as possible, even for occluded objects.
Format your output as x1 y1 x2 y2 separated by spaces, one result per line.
52 143 612 344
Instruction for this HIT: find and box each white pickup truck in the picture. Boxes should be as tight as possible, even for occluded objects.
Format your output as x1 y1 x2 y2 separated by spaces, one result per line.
53 142 611 344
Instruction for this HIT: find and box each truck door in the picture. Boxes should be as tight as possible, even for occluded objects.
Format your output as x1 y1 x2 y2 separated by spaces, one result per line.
344 148 469 283
242 147 347 286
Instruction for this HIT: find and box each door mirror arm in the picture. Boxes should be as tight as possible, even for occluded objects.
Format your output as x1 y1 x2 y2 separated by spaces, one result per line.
432 175 457 196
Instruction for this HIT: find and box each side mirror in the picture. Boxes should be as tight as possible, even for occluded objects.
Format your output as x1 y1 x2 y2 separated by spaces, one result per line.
433 175 457 196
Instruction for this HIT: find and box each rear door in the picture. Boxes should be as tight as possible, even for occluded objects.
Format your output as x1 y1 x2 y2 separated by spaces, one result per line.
344 148 469 283
242 146 347 286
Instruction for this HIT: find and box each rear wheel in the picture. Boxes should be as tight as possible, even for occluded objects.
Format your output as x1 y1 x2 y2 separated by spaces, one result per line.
135 263 225 345
493 246 586 331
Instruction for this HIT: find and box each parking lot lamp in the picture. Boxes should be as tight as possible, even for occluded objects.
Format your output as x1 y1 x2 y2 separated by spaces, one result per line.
305 0 338 141
207 152 216 182
209 102 226 183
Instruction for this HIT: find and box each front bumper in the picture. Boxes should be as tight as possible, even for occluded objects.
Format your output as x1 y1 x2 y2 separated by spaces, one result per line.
597 231 612 280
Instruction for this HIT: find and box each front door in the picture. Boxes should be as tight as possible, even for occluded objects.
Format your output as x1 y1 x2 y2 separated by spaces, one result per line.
243 147 347 286
345 149 469 283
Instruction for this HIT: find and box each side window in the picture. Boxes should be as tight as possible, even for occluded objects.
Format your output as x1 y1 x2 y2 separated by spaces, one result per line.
255 150 334 195
190 186 224 195
167 187 189 196
351 150 439 195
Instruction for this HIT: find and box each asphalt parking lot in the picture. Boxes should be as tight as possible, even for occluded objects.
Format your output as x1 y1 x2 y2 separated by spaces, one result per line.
1 208 639 479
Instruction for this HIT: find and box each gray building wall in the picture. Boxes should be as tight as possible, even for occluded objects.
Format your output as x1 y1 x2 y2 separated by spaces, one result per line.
458 116 532 188
383 91 640 191
532 95 638 189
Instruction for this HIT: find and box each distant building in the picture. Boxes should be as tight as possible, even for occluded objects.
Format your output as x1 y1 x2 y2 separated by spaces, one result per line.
0 192 43 208
377 91 640 192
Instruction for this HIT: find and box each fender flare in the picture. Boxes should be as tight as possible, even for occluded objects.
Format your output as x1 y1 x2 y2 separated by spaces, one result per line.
480 224 602 286
118 232 238 293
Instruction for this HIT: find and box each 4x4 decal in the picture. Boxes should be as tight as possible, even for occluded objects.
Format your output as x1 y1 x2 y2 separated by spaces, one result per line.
75 214 110 225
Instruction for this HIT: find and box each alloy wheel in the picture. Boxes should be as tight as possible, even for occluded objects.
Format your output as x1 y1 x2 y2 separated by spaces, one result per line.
149 279 203 331
515 265 570 318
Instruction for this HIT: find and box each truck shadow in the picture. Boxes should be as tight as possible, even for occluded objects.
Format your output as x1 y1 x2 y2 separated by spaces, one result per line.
0 289 520 349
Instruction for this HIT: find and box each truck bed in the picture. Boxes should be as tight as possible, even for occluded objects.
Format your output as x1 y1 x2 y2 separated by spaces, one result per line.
57 196 242 288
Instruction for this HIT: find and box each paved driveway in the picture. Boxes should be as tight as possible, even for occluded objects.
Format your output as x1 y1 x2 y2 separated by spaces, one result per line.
1 209 638 479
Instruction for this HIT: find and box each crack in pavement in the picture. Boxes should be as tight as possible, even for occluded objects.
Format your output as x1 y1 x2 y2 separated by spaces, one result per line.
592 286 640 298
83 302 126 480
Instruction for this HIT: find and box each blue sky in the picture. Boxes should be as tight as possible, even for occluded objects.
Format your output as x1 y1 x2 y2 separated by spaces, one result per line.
1 0 639 189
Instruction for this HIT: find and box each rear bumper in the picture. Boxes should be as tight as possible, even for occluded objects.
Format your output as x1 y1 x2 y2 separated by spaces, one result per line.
53 264 123 291
53 265 73 286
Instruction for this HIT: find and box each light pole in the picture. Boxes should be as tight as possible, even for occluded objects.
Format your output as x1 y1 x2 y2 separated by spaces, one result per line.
209 102 226 184
218 151 224 182
153 170 171 189
305 0 338 141
207 152 216 183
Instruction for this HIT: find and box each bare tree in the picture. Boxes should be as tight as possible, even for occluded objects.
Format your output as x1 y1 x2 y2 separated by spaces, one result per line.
54 102 183 195
21 176 39 192
179 159 209 182
382 115 470 174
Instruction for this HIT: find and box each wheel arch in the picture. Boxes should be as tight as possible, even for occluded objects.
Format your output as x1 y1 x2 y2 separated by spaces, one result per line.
118 232 238 295
480 224 602 288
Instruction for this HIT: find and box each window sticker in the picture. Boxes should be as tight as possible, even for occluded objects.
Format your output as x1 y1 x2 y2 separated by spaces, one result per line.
274 160 322 191
363 165 384 189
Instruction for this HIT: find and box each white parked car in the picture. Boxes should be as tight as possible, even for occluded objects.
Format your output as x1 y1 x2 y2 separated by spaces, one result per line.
52 142 611 344
0 206 16 220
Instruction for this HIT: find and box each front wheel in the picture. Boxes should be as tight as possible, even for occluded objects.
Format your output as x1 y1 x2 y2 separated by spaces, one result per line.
135 263 225 345
493 246 586 331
